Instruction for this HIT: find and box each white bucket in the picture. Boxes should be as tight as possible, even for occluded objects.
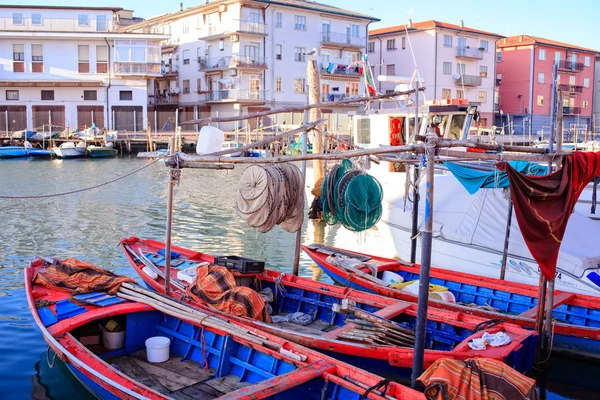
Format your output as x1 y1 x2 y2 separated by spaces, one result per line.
145 336 170 363
400 280 420 295
101 327 125 350
196 126 224 155
430 291 456 303
382 271 404 286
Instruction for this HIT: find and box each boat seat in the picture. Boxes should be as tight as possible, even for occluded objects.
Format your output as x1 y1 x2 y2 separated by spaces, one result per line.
517 292 576 319
38 307 59 327
55 299 87 320
73 292 126 307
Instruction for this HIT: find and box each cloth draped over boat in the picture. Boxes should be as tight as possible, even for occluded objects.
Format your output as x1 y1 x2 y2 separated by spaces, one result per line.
236 163 305 233
32 258 135 301
418 358 539 400
498 152 600 280
186 264 269 322
443 161 548 195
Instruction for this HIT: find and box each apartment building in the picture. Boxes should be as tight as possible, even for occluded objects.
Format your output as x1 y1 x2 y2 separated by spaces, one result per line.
593 54 600 133
368 20 502 127
123 0 378 131
0 5 167 133
497 35 597 135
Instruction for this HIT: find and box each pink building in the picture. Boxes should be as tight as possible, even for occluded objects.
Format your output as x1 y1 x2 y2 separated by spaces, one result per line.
497 35 598 136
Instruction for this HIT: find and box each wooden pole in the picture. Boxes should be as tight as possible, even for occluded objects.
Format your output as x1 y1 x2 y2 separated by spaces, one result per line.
410 166 419 263
292 111 310 276
164 136 176 296
499 198 513 280
307 59 323 185
411 128 436 388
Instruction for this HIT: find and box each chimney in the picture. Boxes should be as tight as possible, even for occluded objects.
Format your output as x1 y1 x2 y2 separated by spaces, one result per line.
408 19 413 28
519 35 523 43
179 3 183 12
459 19 464 28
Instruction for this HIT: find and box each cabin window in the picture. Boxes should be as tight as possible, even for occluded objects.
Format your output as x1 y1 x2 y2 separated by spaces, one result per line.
356 119 370 144
447 115 466 140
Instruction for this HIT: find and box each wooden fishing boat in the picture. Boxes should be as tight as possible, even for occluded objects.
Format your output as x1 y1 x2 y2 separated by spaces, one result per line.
88 145 118 158
302 243 600 362
0 145 31 158
53 142 86 159
26 257 422 400
29 149 54 159
121 237 537 381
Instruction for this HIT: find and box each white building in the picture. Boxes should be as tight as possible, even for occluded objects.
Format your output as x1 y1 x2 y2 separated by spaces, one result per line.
0 5 167 133
368 20 503 127
123 0 378 132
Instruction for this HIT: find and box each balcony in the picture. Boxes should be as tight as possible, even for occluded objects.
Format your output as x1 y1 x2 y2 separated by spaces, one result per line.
199 89 268 103
113 40 162 77
557 60 584 72
320 31 367 49
456 47 484 60
559 84 583 93
114 62 161 76
199 19 267 39
320 63 361 77
148 94 179 105
198 55 267 71
563 106 582 115
454 74 482 86
0 16 114 32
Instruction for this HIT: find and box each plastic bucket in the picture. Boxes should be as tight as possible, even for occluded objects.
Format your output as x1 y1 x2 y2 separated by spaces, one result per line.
382 271 404 286
430 291 456 303
145 336 170 363
101 327 125 350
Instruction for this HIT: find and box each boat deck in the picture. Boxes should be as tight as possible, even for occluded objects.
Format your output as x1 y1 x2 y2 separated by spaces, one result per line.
106 350 250 399
274 318 338 336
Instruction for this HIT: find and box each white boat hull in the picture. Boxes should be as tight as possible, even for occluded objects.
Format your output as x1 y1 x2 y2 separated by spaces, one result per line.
54 147 86 159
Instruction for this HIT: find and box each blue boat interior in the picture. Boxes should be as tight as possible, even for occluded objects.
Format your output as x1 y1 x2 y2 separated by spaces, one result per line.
72 310 374 399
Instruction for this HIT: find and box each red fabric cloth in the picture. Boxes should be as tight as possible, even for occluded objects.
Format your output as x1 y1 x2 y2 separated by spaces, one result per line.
498 152 600 280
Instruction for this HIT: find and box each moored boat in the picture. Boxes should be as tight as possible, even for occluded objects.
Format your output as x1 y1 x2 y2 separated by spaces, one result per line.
54 141 87 159
26 256 422 400
121 237 537 380
88 143 118 158
29 149 54 159
303 243 600 362
0 145 30 158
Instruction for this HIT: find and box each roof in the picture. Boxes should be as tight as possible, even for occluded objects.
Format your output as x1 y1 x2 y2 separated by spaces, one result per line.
0 5 122 11
498 35 599 54
123 0 378 31
369 20 503 38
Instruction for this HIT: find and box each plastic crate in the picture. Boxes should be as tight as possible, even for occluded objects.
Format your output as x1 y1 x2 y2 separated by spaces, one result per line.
214 256 265 273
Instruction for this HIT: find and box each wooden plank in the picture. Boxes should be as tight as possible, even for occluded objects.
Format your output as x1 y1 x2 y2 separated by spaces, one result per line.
130 350 215 382
180 382 225 399
275 321 329 336
518 292 576 319
132 357 205 392
306 244 372 262
204 374 251 393
112 357 169 395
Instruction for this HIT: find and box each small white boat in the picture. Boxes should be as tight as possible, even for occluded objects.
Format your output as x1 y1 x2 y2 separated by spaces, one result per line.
221 140 242 157
54 141 87 159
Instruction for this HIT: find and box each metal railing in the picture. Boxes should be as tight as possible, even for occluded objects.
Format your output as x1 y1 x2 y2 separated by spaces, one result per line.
199 89 268 102
456 47 484 60
114 62 161 75
201 19 266 38
321 64 360 76
557 60 584 72
198 55 267 71
563 106 582 114
559 84 583 93
320 31 367 47
454 75 482 86
0 16 113 32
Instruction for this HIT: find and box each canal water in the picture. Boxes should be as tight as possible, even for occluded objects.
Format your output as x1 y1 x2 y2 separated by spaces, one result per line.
0 157 594 399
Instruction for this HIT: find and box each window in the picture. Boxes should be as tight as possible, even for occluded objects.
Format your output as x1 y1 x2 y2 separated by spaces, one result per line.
13 44 24 73
585 56 591 67
321 50 330 67
294 15 306 30
569 75 576 85
480 40 489 52
456 89 464 99
385 89 395 95
183 80 190 94
346 52 352 65
478 91 487 103
555 51 561 62
538 72 545 84
12 13 23 25
458 37 466 48
276 45 282 60
443 62 452 75
32 44 43 73
276 12 282 28
84 90 97 100
441 89 451 99
443 35 452 48
276 77 282 92
537 95 544 106
294 78 305 93
496 51 503 62
183 50 190 65
350 82 359 96
351 24 360 37
557 74 561 83
401 37 406 50
97 15 107 31
78 45 90 73
456 63 466 75
539 49 546 60
368 42 375 53
78 15 89 26
197 78 202 93
96 45 108 73
6 90 19 101
584 77 590 88
41 90 54 101
294 47 305 62
119 91 133 101
479 65 488 77
386 39 396 50
31 14 42 25
183 20 189 35
219 39 224 51
356 119 370 143
385 64 395 76
584 99 589 108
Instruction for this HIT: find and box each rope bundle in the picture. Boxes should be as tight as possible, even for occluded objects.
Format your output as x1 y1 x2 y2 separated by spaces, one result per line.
321 160 383 232
236 163 305 233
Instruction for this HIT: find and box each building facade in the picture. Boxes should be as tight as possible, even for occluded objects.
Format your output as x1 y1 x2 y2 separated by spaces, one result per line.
0 5 166 133
368 20 502 127
593 54 600 135
123 0 378 131
496 35 597 136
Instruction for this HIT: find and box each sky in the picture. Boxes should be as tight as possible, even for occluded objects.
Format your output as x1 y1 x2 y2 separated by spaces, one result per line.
3 0 599 50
